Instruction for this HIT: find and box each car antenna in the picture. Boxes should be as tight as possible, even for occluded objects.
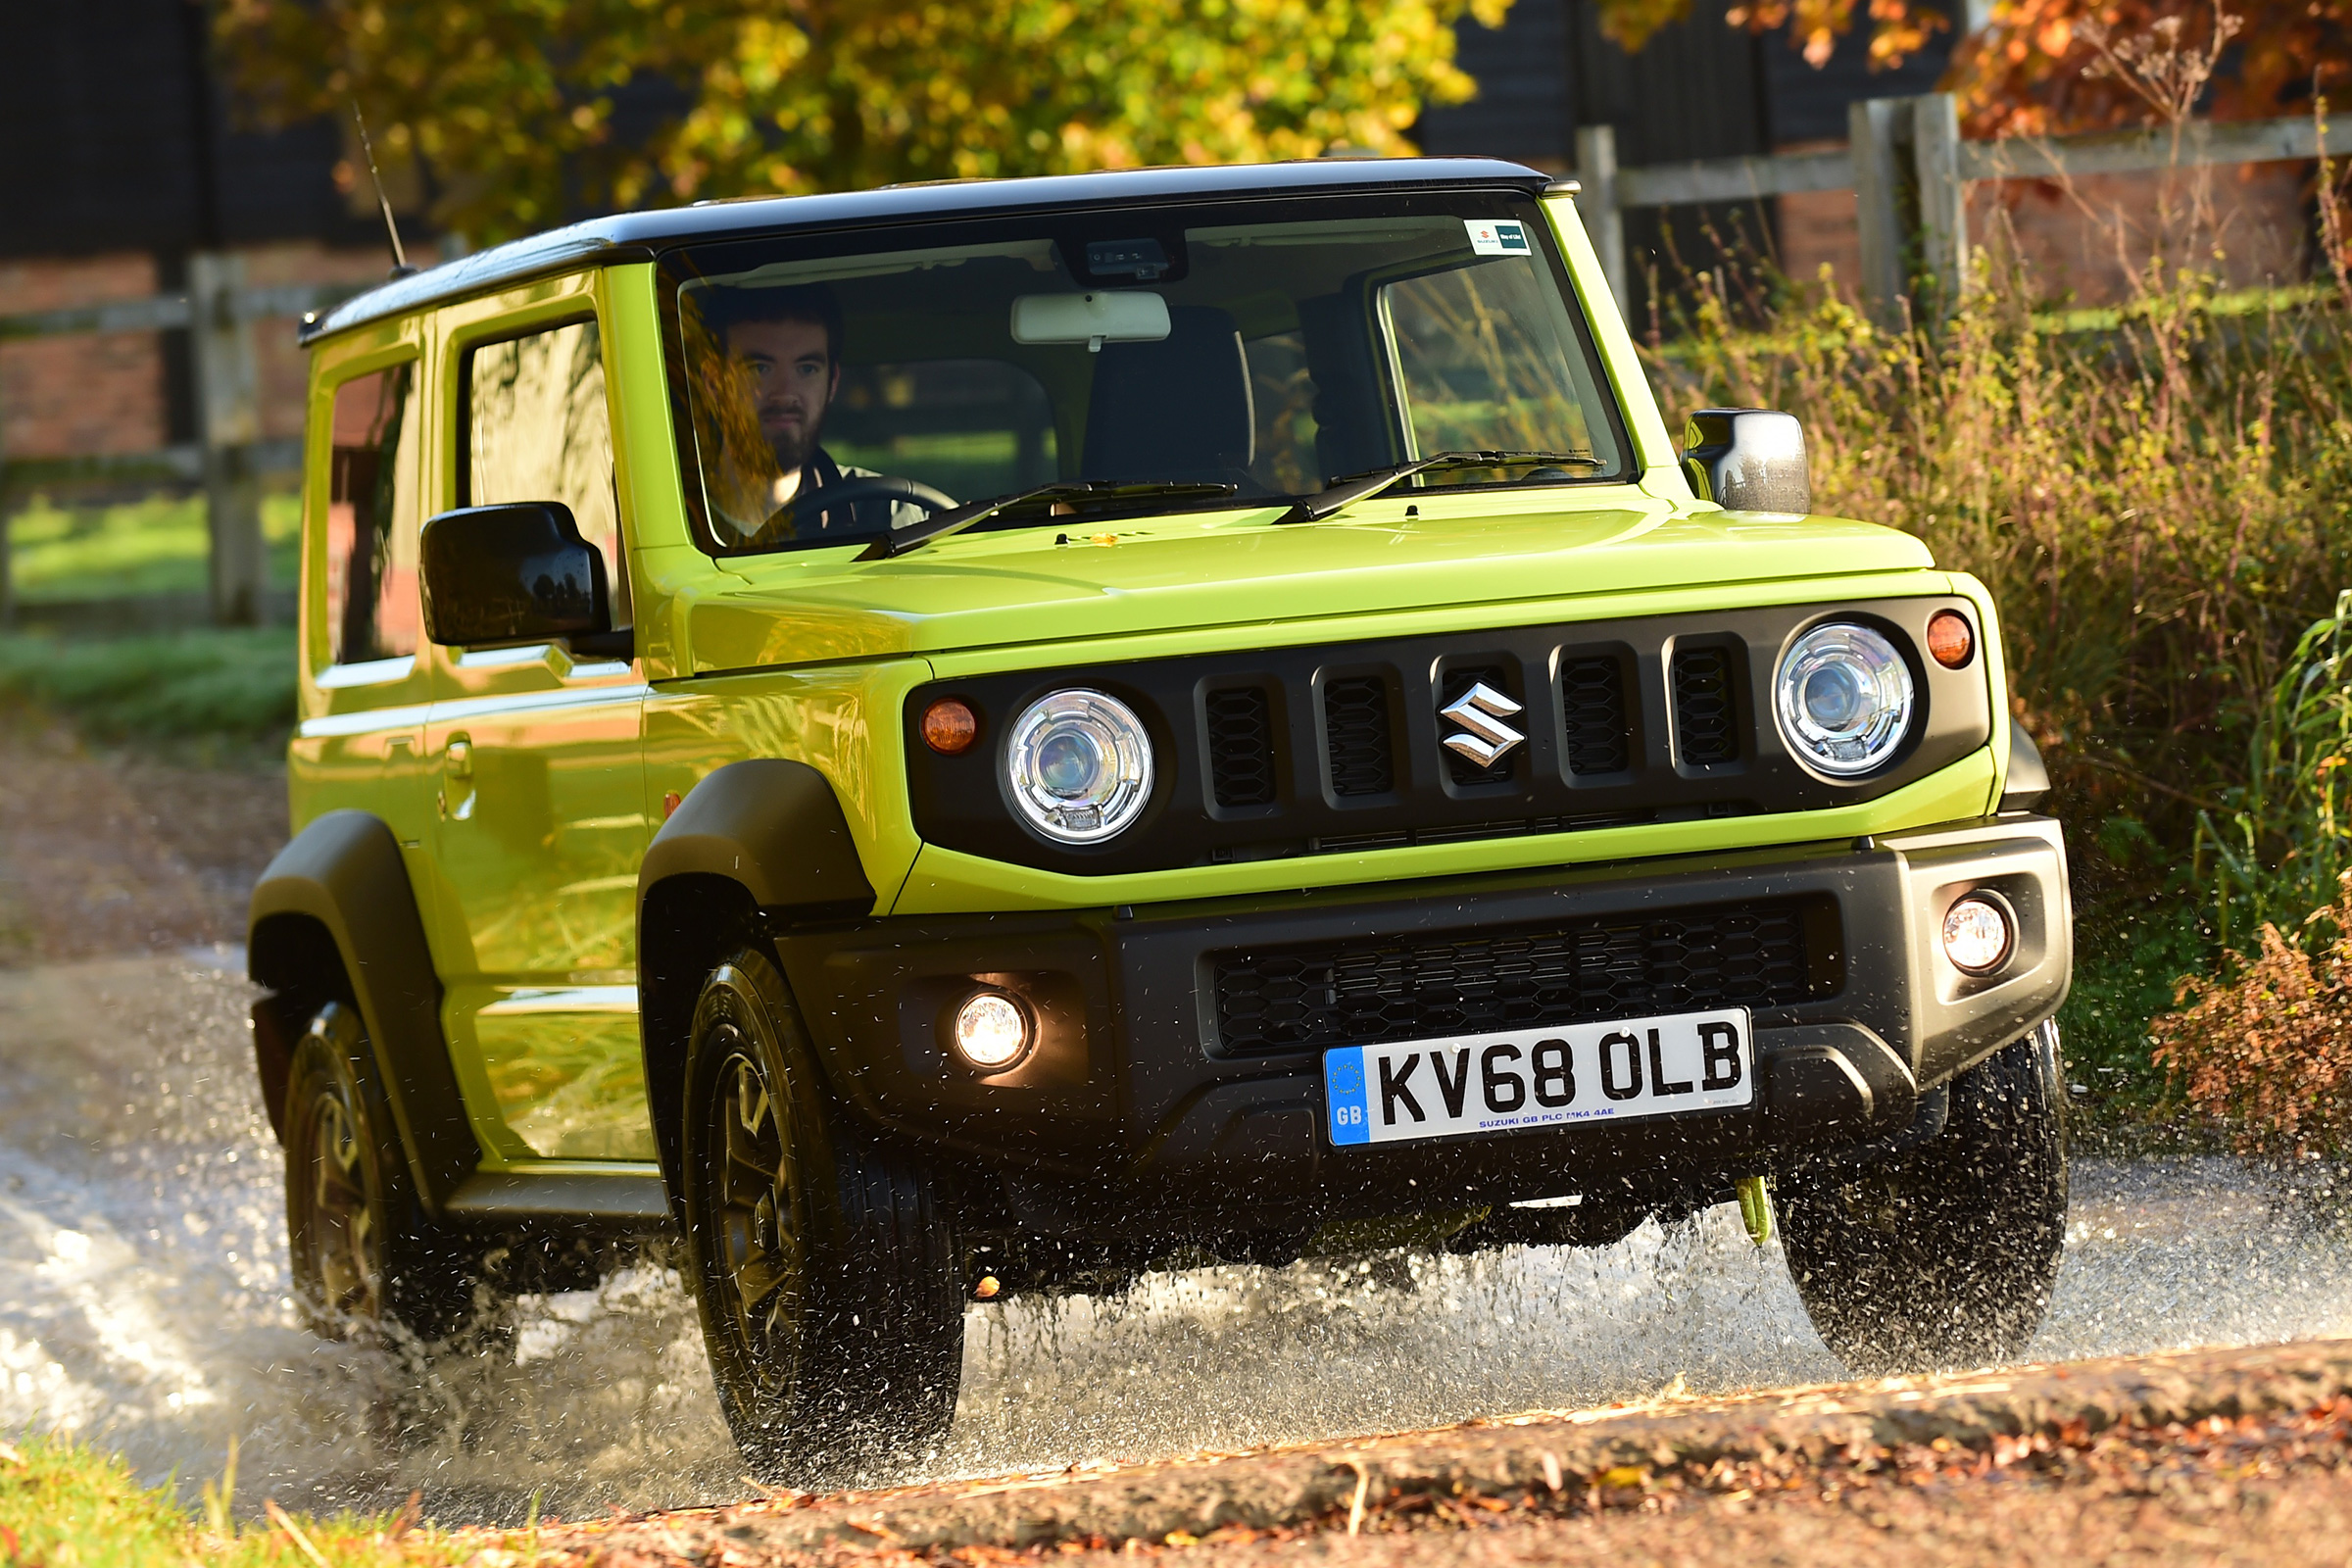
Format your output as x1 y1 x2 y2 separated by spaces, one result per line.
351 101 418 280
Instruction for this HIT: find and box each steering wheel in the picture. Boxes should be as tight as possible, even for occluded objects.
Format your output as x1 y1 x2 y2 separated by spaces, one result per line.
771 475 957 532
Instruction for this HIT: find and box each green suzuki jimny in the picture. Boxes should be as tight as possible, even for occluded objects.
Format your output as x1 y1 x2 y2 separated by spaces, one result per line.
249 157 2070 1479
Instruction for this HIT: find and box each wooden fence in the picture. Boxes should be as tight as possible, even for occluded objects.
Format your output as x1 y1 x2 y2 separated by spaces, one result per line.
0 263 365 628
1573 91 2352 326
4 92 2347 629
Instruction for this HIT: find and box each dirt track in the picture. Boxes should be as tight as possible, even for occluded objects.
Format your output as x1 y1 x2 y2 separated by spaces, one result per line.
526 1338 2352 1566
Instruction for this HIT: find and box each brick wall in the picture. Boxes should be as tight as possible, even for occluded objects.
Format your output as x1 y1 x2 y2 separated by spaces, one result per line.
1777 156 2312 307
0 253 166 459
0 242 392 464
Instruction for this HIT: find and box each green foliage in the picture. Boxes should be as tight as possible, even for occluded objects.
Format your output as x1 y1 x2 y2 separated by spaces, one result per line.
215 0 1512 243
0 1430 410 1568
6 491 302 603
2197 591 2352 951
1642 240 2352 1134
0 628 298 745
2062 891 2216 1132
1646 258 2352 895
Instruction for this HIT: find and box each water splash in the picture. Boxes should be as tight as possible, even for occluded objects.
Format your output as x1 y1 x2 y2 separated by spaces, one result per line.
5 955 2350 1525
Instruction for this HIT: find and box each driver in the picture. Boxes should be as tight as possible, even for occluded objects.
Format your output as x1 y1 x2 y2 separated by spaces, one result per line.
707 283 933 546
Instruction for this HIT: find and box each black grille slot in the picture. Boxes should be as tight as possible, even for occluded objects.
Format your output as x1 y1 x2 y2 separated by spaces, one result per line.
1323 676 1395 797
1214 898 1829 1054
1205 686 1277 807
1440 665 1517 785
1672 646 1739 764
1560 656 1631 776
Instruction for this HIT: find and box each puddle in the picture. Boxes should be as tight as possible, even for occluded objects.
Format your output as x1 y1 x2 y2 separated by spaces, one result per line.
4 956 2347 1524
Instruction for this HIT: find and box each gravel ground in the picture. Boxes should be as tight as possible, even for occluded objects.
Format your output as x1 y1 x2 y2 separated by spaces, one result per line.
515 1341 2352 1567
0 708 283 964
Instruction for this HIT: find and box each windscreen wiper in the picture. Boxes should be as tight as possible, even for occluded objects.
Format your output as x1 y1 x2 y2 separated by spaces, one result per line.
1274 450 1607 525
858 480 1239 560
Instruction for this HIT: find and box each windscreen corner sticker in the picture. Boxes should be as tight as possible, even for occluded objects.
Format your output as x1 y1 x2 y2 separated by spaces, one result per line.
1464 219 1533 257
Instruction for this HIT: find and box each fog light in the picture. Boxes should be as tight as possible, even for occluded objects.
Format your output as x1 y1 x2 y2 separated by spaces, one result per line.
1941 894 2014 975
953 991 1032 1070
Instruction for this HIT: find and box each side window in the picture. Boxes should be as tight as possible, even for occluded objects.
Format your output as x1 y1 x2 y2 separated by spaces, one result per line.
465 319 629 625
326 364 422 666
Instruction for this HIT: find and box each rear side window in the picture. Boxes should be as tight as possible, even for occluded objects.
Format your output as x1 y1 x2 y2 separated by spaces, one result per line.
325 364 422 666
465 318 628 626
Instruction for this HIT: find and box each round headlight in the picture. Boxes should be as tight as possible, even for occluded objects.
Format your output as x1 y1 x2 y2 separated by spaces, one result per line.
1774 622 1915 776
1004 689 1153 842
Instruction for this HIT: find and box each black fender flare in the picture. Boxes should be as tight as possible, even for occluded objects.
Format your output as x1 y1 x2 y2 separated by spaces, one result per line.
635 760 878 1194
247 809 478 1214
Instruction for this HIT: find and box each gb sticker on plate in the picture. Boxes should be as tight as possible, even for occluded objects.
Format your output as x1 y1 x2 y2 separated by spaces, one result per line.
1464 219 1533 257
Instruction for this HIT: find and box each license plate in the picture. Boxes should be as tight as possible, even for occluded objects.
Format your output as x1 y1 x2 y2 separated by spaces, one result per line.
1322 1007 1754 1148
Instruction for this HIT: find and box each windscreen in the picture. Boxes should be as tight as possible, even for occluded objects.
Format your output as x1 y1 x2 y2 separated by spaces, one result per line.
663 192 1629 557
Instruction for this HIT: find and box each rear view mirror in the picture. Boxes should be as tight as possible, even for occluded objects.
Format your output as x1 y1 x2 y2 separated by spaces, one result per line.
419 501 610 648
1682 409 1810 514
1011 290 1171 351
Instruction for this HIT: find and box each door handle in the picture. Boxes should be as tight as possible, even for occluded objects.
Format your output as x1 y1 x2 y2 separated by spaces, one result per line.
439 733 477 821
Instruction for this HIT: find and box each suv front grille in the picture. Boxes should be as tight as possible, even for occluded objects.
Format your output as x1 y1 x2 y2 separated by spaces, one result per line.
1323 676 1395 797
1560 655 1631 776
902 598 1992 876
1212 897 1835 1054
1206 686 1277 807
1672 646 1740 765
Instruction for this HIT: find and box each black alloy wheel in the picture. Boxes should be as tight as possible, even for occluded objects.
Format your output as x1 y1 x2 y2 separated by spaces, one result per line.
281 1001 473 1342
1776 1020 2070 1375
679 948 964 1486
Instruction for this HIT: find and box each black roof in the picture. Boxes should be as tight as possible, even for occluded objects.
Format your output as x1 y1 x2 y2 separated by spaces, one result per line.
303 157 1555 344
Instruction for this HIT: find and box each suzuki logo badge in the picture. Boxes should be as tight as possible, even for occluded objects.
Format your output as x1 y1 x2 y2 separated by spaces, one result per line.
1440 682 1524 767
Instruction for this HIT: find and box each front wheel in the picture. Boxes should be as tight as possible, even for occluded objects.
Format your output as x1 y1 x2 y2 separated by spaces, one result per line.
679 949 964 1485
281 1002 474 1342
1777 1021 2069 1375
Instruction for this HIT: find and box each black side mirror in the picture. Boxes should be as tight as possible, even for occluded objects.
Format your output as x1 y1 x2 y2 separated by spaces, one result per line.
1681 409 1810 514
419 502 611 649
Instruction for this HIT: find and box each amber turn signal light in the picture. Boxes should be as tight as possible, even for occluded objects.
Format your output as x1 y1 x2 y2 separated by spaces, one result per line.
922 698 979 755
1927 610 1975 668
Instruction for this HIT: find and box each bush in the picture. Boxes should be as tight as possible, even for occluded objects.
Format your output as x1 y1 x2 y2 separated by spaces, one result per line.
2152 873 2352 1162
1642 225 2352 1124
0 627 297 746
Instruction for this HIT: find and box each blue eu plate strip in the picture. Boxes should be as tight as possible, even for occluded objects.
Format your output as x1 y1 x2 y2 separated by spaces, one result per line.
1323 1047 1371 1146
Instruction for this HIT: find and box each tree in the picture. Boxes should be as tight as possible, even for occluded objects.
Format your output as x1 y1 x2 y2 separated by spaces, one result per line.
215 0 1511 243
1586 0 2348 134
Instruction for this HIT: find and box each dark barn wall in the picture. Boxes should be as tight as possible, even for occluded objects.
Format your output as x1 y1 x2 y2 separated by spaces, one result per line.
0 0 372 261
1420 0 1961 330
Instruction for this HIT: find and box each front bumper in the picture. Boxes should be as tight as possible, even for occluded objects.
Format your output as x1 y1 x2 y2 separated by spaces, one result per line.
775 813 2069 1234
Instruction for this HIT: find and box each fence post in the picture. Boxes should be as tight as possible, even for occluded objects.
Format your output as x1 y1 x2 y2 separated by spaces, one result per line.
1850 98 1907 330
0 397 11 634
1912 92 1968 318
1574 123 1629 315
189 251 266 626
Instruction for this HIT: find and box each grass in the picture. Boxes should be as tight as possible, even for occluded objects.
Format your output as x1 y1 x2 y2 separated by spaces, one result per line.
3 491 302 604
0 627 297 752
0 1431 446 1568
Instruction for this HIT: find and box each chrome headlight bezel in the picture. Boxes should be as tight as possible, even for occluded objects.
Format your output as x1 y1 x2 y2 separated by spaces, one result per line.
1003 688 1155 843
1773 620 1917 778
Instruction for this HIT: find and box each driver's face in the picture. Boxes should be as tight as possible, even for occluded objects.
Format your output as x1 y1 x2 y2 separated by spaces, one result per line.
726 318 837 470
